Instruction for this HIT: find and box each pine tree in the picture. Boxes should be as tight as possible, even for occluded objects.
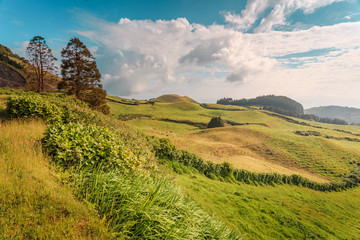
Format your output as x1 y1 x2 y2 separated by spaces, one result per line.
26 36 57 93
60 37 109 114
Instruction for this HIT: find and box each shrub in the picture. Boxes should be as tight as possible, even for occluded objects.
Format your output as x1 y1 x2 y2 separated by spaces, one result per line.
207 117 225 128
6 94 61 123
42 123 147 173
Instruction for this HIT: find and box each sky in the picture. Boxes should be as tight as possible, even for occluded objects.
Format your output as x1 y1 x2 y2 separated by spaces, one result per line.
1 0 360 108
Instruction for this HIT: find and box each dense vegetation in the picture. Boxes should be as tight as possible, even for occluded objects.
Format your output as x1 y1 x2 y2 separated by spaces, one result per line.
207 116 225 128
217 95 304 115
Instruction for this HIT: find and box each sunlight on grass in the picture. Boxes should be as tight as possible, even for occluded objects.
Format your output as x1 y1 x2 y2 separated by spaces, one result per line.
0 120 113 239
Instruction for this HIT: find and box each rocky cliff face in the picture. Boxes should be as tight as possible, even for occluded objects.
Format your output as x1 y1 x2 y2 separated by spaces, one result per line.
0 62 26 88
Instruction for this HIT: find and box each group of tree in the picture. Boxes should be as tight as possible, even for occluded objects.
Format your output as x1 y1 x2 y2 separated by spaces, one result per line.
217 95 349 125
25 36 109 114
217 95 304 116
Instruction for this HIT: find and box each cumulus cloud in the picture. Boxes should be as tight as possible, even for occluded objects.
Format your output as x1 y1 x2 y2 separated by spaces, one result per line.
224 0 345 32
77 15 275 95
75 9 360 102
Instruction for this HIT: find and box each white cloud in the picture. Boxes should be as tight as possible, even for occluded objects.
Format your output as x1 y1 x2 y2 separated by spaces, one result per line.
75 11 360 107
77 16 275 95
224 0 345 32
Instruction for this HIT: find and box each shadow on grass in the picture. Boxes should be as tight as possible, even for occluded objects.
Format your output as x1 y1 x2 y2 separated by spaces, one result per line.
0 108 10 121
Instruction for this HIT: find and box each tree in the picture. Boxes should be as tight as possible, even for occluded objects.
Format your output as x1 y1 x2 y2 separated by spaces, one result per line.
207 117 225 128
26 36 57 93
59 37 109 114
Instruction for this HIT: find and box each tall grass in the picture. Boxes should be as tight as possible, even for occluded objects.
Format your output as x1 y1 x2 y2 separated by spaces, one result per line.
73 170 241 239
0 120 113 239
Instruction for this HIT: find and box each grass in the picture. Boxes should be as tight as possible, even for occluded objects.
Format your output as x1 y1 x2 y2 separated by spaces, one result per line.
1 90 242 239
176 173 360 240
108 99 360 182
0 120 113 239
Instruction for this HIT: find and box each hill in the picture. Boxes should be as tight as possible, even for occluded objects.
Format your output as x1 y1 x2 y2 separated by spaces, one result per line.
217 95 304 116
0 89 240 239
0 43 60 91
306 105 360 124
154 94 198 103
2 89 360 239
107 95 360 239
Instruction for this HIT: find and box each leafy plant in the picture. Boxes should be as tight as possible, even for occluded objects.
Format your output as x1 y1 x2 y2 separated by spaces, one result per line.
42 123 147 173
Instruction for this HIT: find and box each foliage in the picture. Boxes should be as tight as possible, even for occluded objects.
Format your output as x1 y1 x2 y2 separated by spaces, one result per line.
217 95 304 115
207 116 225 128
59 37 109 113
26 36 57 93
42 123 147 173
6 94 62 123
5 93 112 124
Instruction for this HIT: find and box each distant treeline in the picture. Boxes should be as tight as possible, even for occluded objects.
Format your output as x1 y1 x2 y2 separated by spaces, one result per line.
217 95 304 115
0 44 24 70
217 95 349 125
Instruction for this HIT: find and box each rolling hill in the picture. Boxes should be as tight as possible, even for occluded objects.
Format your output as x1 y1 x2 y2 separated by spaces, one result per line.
107 94 360 239
0 43 60 91
2 88 360 239
306 105 360 124
154 94 198 103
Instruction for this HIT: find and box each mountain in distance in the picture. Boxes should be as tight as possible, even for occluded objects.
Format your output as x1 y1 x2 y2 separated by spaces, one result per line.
0 43 60 91
305 105 360 124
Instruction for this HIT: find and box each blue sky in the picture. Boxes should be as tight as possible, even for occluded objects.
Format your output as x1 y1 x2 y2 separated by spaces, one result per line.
1 0 360 108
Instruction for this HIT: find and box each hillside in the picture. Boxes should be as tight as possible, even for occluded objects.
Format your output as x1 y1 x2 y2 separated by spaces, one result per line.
0 89 240 239
2 89 360 239
154 94 198 103
0 43 60 91
217 95 304 116
306 105 360 124
107 95 360 239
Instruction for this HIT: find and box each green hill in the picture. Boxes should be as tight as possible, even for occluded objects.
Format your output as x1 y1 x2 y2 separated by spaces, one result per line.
155 94 198 103
0 43 60 91
306 105 360 124
107 94 360 239
2 89 360 239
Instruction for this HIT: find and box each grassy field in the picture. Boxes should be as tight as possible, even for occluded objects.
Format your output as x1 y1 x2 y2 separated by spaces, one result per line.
176 173 360 240
107 95 360 239
108 97 360 182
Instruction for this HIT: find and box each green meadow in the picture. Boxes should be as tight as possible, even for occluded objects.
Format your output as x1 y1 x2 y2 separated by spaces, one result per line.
1 90 360 239
107 94 360 239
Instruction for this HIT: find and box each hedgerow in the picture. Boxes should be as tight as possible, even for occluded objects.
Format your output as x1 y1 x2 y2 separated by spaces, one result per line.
149 136 360 192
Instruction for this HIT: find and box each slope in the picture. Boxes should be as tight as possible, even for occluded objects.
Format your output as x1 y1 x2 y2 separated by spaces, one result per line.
108 97 360 182
0 43 60 91
306 105 360 124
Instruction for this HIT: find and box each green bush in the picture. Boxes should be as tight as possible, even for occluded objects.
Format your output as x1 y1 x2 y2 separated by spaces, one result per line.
207 116 225 128
6 94 62 123
42 123 147 173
